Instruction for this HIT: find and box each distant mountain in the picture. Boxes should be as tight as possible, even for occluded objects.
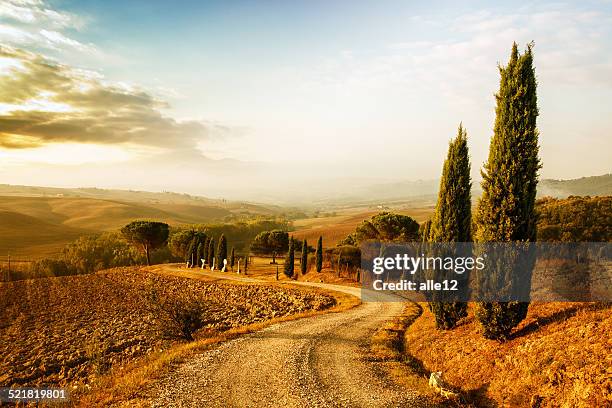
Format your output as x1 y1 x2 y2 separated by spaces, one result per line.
305 174 612 208
538 174 612 198
0 184 282 214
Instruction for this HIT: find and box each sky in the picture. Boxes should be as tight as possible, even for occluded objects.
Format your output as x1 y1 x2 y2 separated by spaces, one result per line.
0 0 610 202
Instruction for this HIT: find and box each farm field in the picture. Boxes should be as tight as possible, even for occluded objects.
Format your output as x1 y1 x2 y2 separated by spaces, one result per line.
0 266 335 389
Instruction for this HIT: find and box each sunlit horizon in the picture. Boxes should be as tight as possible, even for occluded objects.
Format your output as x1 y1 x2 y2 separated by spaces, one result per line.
1 0 611 201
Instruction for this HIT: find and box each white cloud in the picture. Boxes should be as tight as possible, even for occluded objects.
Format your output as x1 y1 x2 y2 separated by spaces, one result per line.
0 0 82 29
39 29 96 53
299 3 612 104
0 0 93 54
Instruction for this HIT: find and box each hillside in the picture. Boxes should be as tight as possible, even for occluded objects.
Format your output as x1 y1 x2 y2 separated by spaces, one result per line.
0 192 278 258
538 174 612 197
292 174 612 207
0 210 89 258
291 206 434 245
404 302 611 407
0 184 281 214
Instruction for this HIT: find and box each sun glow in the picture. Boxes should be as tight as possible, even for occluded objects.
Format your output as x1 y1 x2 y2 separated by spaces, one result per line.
0 143 132 165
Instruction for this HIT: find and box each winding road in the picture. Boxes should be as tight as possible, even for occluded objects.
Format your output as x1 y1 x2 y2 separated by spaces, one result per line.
147 267 433 408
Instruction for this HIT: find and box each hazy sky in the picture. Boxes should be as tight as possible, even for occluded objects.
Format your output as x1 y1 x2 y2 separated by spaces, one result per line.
0 0 610 201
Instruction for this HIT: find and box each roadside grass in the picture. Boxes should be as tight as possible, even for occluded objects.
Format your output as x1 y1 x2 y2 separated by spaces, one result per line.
368 302 456 405
75 265 360 407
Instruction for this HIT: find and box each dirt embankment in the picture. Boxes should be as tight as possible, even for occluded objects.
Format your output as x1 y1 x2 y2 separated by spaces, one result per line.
0 267 335 388
403 302 611 407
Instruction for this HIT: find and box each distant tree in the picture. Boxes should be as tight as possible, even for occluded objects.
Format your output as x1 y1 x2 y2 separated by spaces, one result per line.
121 221 169 266
217 234 228 270
230 247 235 270
250 230 289 264
186 237 197 266
419 219 432 242
284 238 295 278
207 238 215 267
428 123 472 330
344 212 420 245
536 196 612 242
202 237 209 265
196 242 204 267
300 239 308 275
327 245 362 273
168 230 196 259
474 43 540 340
244 255 248 272
315 236 323 272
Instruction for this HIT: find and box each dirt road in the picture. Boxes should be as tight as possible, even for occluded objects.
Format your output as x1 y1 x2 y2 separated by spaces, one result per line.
147 267 432 407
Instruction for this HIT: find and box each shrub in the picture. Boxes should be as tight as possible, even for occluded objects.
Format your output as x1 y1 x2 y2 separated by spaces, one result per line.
147 287 207 341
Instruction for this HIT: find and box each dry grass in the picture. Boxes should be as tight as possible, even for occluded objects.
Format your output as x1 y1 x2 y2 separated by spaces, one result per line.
403 302 612 407
367 302 462 406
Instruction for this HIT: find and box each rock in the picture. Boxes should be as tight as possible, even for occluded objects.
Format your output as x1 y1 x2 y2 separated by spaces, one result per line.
429 371 443 388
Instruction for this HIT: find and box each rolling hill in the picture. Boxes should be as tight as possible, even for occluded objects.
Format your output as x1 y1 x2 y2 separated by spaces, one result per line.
0 187 283 258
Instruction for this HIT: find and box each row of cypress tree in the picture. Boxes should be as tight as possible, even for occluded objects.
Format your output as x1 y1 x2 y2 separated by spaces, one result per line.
426 42 540 340
186 233 242 271
283 235 325 278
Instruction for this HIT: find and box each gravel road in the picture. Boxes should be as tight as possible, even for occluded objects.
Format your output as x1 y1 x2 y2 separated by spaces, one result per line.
147 269 432 408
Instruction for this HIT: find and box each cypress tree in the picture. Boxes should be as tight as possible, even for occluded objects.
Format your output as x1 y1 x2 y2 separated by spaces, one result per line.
428 123 472 329
474 42 540 340
230 247 235 270
217 234 228 270
185 239 194 266
284 238 294 278
244 255 248 273
300 239 308 275
419 219 432 242
196 242 204 267
202 237 209 265
207 238 215 267
315 236 323 272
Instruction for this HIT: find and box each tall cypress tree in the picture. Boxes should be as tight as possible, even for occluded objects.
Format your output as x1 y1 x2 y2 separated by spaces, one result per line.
230 247 235 270
475 42 540 340
207 238 215 268
196 242 204 267
428 123 472 329
300 239 308 275
284 238 295 278
186 238 195 266
217 234 228 270
315 236 323 272
202 237 209 265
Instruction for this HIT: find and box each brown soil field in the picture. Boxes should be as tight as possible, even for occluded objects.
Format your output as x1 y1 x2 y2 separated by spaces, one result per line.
403 302 612 407
0 267 335 388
